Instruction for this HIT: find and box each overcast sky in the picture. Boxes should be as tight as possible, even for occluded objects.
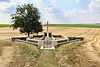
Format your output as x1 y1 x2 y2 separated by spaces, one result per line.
0 0 100 24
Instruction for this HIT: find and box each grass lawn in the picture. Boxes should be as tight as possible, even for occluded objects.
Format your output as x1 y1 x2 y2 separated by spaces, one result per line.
0 24 10 28
49 24 100 28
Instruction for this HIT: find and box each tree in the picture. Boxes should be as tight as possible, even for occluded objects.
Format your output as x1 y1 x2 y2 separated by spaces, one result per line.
11 3 43 37
34 21 43 35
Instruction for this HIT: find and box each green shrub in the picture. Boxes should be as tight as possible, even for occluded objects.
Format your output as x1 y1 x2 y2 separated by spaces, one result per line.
11 37 28 41
68 37 84 41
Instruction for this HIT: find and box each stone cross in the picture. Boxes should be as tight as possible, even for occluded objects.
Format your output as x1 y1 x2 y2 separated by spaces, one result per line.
47 21 49 37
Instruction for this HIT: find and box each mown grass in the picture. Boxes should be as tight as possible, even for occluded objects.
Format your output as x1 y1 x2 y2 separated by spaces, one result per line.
36 50 58 67
0 24 10 28
49 24 100 28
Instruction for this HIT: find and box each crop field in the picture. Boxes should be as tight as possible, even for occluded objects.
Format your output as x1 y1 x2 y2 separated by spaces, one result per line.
49 24 100 28
0 24 10 28
0 25 100 67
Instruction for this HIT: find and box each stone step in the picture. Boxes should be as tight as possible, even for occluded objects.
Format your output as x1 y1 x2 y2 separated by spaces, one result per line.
44 45 52 48
40 46 55 49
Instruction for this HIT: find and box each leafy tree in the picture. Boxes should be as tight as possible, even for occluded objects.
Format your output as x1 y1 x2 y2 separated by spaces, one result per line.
34 21 43 35
11 3 43 37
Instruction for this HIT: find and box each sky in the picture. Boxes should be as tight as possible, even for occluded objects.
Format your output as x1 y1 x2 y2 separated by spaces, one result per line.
0 0 100 24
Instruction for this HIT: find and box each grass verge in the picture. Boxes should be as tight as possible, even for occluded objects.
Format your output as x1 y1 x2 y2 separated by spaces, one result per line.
9 42 42 67
8 41 94 67
55 41 87 67
36 50 58 67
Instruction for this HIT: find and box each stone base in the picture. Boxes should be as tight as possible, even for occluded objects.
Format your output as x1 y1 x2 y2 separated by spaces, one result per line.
40 46 55 49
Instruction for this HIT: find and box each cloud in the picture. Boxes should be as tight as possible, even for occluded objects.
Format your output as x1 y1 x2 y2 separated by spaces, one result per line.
42 7 70 24
0 1 15 24
76 0 91 3
63 6 100 23
75 12 100 23
76 0 81 3
62 0 100 23
42 7 61 23
0 0 100 24
0 12 11 24
0 2 12 12
63 8 86 17
11 0 27 5
0 0 10 2
34 0 42 4
89 0 100 11
76 0 87 3
0 0 25 24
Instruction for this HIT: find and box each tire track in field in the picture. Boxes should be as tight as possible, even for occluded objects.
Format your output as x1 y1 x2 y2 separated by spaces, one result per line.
91 38 100 55
77 28 97 41
82 28 100 63
44 27 67 33
77 28 92 36
59 28 91 36
82 28 97 40
91 29 100 56
52 27 75 35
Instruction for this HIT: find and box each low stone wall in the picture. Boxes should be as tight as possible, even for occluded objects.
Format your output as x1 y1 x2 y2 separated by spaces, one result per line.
11 36 28 41
14 39 38 46
11 35 84 49
57 39 68 45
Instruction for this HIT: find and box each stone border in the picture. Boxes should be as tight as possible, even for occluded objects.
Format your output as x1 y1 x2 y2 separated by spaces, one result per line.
11 35 84 49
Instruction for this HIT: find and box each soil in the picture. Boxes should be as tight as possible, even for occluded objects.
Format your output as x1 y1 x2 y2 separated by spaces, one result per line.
0 45 16 67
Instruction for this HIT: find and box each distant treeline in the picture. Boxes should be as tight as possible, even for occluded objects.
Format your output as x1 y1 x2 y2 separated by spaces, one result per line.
0 24 10 28
48 24 100 28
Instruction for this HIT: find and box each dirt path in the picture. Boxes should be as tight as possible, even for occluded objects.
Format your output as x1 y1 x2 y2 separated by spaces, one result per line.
0 45 15 67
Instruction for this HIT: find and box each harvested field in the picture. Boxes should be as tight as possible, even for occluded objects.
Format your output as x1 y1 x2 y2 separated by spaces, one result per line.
0 27 100 67
0 27 24 40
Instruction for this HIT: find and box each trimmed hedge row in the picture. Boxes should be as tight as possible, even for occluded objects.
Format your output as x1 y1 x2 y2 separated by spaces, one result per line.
68 37 84 41
11 37 28 41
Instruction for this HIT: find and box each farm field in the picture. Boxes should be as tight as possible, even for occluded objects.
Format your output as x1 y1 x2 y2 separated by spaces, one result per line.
0 24 10 28
0 26 100 67
49 24 100 28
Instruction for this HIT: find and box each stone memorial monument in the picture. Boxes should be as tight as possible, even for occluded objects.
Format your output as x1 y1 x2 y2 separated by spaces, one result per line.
40 21 55 49
12 21 74 49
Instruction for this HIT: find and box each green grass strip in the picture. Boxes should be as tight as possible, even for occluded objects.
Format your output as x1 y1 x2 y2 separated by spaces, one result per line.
0 24 10 28
36 50 58 67
49 24 100 28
